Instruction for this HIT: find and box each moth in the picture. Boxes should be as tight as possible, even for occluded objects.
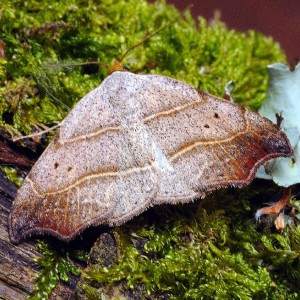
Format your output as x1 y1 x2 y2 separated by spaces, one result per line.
9 61 292 243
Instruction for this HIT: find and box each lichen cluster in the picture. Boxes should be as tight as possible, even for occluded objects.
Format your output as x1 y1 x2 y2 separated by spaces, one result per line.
1 0 298 299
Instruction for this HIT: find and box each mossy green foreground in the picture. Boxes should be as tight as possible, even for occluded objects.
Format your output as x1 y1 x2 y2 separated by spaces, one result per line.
1 0 300 299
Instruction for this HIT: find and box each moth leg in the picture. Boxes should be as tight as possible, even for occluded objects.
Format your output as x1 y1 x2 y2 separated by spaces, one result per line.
255 187 291 219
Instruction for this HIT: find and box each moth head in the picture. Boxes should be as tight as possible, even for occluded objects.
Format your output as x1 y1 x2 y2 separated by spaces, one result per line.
108 60 130 75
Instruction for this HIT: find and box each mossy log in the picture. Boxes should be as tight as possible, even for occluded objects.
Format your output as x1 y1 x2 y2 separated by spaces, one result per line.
0 170 76 299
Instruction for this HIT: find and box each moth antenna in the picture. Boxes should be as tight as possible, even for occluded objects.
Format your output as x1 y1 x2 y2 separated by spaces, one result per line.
12 122 63 142
46 60 122 77
45 6 193 74
119 5 193 64
45 61 111 70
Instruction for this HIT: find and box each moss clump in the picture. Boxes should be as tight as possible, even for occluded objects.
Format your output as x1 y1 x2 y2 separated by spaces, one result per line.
0 0 284 139
29 240 81 300
1 0 295 299
1 165 24 186
77 187 300 299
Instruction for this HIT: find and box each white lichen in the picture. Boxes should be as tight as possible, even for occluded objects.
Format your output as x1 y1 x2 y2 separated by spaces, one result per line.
256 63 300 187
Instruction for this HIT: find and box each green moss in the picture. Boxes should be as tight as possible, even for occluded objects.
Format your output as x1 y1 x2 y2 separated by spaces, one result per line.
1 166 24 187
0 0 284 139
79 189 300 299
1 0 295 299
29 240 81 300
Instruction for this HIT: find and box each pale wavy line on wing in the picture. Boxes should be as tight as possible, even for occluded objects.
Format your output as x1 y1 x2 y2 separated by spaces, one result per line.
28 164 153 196
60 101 208 144
30 109 249 196
170 109 249 161
59 126 119 144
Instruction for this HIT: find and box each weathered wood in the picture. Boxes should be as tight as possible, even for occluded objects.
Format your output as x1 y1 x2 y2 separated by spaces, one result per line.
0 170 76 299
0 141 35 167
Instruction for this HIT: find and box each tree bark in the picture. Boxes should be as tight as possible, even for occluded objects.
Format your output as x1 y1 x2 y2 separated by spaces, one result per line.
0 170 76 299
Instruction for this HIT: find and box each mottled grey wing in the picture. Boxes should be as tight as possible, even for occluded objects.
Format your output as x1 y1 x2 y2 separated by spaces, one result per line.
9 71 292 243
113 73 292 208
9 72 159 243
140 77 292 204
